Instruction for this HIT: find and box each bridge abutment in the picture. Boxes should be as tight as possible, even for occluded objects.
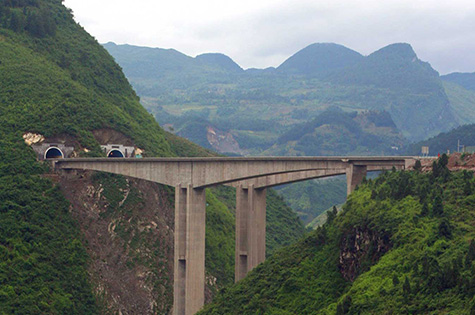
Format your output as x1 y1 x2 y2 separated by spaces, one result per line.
173 185 206 315
235 184 266 282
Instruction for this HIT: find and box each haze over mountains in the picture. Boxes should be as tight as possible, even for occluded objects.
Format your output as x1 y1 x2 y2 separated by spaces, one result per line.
104 41 474 156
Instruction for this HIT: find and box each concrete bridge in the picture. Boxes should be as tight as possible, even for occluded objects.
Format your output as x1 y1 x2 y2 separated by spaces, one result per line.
54 156 414 315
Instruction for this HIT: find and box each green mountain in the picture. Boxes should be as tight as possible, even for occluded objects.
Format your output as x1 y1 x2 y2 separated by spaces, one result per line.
200 162 475 314
328 43 457 140
265 109 405 156
105 41 460 150
275 177 347 224
442 72 475 91
195 53 243 72
0 1 304 313
277 43 363 76
407 123 475 156
443 81 475 125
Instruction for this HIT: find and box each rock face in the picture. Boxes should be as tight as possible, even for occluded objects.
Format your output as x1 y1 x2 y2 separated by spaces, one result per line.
206 126 243 154
339 227 391 282
59 171 175 314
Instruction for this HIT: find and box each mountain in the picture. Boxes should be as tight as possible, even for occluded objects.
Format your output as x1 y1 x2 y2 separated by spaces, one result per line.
265 109 405 156
443 81 475 125
195 53 243 72
328 43 457 140
277 43 363 76
200 161 475 314
407 123 475 156
0 1 304 313
442 72 475 91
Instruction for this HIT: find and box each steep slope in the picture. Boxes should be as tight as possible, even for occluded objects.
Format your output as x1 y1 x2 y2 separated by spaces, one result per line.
277 43 363 76
443 81 475 125
200 160 475 314
328 43 458 140
195 53 243 72
265 109 405 156
442 72 475 91
0 1 304 313
407 123 475 156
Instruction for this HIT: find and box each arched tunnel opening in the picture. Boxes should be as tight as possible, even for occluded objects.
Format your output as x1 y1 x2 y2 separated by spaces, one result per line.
44 147 64 159
107 149 125 158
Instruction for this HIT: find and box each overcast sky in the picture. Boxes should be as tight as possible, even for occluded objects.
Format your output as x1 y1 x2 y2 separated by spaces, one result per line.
63 0 475 74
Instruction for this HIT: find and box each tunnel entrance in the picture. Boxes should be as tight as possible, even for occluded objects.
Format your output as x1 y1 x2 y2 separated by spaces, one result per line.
44 147 64 159
107 149 125 158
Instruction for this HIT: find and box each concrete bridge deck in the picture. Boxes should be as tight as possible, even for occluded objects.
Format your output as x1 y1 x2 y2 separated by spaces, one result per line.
54 156 416 315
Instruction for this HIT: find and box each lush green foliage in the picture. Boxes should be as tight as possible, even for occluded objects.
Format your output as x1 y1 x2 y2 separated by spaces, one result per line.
0 136 98 313
267 109 404 156
407 122 475 155
0 2 306 312
442 72 475 91
275 177 347 224
200 162 475 314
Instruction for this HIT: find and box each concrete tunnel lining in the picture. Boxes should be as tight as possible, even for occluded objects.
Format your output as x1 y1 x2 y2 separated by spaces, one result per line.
107 149 125 158
44 147 64 159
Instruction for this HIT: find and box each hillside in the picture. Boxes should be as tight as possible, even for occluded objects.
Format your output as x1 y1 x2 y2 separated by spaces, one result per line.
407 123 475 156
265 109 405 156
276 43 363 76
0 1 304 313
443 81 475 125
200 158 475 314
105 41 460 149
442 72 475 91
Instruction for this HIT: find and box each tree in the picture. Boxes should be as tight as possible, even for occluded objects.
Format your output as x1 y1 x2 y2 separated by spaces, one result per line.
336 295 352 315
392 274 400 286
438 219 452 238
326 206 338 224
421 202 429 216
414 160 422 171
466 240 475 268
432 194 444 216
402 276 411 297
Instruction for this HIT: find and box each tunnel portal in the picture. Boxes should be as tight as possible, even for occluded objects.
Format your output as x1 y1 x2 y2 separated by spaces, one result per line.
107 149 125 158
44 147 64 159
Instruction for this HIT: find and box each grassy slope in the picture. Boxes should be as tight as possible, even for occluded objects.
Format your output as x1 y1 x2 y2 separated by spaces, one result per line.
444 81 475 125
200 164 475 314
0 0 304 312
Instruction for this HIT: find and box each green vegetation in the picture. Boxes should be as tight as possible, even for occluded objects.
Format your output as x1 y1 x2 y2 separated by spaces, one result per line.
0 137 98 314
275 177 347 224
200 158 475 314
265 109 404 156
407 123 475 155
442 72 475 91
0 0 305 312
105 41 460 148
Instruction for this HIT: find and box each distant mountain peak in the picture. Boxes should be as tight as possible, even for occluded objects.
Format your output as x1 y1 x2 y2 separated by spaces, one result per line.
369 43 418 60
277 42 363 76
195 53 243 72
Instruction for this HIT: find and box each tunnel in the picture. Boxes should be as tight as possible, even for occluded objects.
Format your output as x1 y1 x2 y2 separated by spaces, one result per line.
44 147 64 159
107 149 125 158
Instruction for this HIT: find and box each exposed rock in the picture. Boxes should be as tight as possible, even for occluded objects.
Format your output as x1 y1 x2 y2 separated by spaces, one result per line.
339 227 391 282
23 132 45 145
206 126 242 154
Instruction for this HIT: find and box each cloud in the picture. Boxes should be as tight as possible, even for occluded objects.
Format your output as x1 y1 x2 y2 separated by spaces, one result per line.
64 0 475 73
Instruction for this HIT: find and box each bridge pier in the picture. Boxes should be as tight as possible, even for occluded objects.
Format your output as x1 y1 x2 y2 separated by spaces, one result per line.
346 164 367 195
173 185 206 315
235 184 267 282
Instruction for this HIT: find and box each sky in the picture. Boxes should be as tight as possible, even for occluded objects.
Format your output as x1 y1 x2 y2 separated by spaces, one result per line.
63 0 475 74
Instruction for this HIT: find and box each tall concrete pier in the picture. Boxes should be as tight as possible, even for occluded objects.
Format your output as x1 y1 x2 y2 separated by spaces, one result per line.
55 156 413 314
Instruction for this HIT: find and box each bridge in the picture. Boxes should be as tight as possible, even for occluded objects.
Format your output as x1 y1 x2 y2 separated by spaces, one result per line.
54 156 415 315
